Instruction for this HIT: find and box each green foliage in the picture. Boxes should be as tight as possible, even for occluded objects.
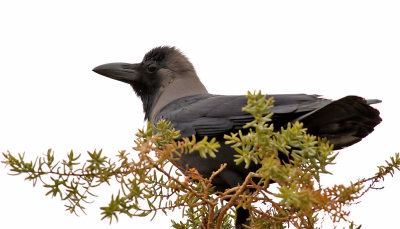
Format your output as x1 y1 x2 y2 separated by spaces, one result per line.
2 91 399 228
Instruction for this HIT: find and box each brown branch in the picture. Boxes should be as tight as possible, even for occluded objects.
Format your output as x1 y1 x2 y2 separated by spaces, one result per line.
147 156 214 206
215 172 259 229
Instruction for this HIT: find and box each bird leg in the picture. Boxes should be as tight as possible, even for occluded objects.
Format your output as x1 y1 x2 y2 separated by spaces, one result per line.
235 207 251 229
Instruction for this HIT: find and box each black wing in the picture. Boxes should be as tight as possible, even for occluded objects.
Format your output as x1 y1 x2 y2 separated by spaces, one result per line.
154 93 330 138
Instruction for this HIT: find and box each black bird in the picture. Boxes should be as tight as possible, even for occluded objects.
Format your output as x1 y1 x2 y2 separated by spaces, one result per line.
93 46 381 228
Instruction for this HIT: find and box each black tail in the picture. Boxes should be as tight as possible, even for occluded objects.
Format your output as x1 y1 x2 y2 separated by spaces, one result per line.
297 96 381 149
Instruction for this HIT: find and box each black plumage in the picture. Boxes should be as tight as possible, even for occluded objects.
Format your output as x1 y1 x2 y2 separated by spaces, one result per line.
93 46 381 228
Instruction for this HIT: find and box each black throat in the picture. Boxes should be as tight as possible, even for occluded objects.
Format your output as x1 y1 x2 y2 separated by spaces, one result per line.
130 83 160 121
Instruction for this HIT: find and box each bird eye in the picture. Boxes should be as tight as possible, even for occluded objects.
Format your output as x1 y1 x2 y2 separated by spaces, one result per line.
147 64 158 73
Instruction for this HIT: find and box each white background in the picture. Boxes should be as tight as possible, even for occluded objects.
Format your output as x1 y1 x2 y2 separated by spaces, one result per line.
1 1 399 228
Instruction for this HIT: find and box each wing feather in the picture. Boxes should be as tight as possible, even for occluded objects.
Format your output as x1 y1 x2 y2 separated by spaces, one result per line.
155 94 328 138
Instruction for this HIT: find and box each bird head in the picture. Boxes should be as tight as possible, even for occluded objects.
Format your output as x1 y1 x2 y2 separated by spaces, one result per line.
93 46 208 121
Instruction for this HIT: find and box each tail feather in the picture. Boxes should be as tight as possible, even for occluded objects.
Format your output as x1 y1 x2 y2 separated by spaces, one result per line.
366 99 382 105
297 96 381 149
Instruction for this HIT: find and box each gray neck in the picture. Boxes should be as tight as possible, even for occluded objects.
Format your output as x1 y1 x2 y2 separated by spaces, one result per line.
149 73 208 122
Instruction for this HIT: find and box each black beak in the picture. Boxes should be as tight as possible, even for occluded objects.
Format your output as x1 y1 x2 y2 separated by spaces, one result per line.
92 62 139 84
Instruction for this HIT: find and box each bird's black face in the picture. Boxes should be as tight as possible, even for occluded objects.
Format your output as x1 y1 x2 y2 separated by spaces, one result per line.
92 46 176 87
93 62 162 100
93 46 188 120
92 46 198 108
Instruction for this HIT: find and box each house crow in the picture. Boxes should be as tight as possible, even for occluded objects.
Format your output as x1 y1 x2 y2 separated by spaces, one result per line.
93 46 381 228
